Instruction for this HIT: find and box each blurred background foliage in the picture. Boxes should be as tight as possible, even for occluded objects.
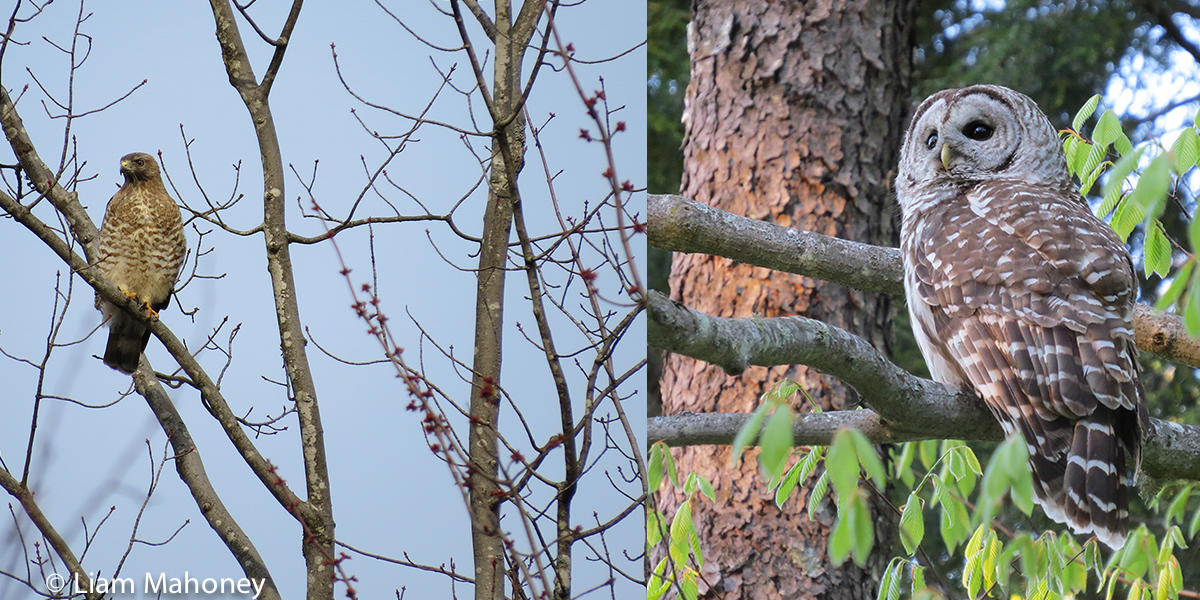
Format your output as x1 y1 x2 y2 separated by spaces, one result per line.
649 0 1200 586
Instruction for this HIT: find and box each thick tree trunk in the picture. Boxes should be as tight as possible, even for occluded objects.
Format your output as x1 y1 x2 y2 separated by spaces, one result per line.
659 1 913 597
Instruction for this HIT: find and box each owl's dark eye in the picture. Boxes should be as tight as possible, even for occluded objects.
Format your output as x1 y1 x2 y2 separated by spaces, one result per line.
925 132 938 150
963 121 994 141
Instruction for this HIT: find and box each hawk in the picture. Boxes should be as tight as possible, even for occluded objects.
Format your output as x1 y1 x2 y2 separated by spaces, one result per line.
895 86 1148 548
95 152 186 373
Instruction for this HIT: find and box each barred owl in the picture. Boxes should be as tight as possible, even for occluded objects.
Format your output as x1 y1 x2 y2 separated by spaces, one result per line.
895 85 1147 549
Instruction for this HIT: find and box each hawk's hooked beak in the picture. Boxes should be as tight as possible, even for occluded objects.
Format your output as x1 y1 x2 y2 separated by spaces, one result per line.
939 143 953 171
119 159 131 174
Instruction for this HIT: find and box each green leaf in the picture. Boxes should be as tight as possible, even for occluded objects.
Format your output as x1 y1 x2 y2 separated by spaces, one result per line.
647 509 665 547
1098 147 1145 219
1166 484 1193 525
730 403 769 463
681 570 699 600
759 405 794 480
912 565 926 595
940 495 971 552
876 563 895 600
1131 155 1172 224
1074 95 1102 131
668 499 693 566
1080 141 1109 185
1116 131 1134 157
848 493 874 566
1170 126 1200 174
828 506 852 566
1189 501 1200 538
900 491 925 555
1185 277 1200 337
827 430 859 500
1144 222 1172 279
849 429 886 489
1155 260 1194 311
1111 186 1145 242
808 469 830 519
1064 135 1081 176
647 558 670 600
775 455 806 508
918 439 940 471
895 442 916 487
1093 110 1123 146
694 473 715 502
649 442 665 490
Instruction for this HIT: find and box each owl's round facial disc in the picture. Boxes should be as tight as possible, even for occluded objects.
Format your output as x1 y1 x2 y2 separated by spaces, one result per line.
896 85 1070 201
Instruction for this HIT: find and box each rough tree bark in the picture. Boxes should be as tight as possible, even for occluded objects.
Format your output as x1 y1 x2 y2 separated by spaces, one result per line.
658 1 913 597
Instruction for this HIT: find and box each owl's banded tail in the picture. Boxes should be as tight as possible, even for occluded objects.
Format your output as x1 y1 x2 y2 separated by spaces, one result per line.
1027 408 1131 550
104 311 150 374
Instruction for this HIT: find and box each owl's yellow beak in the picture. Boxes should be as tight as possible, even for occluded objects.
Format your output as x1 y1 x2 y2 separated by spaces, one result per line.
939 144 953 171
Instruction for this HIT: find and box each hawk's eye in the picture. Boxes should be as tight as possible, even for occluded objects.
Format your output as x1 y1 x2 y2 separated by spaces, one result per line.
963 121 994 141
925 132 938 150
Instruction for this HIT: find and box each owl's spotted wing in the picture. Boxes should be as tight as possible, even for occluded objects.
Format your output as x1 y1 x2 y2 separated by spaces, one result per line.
905 181 1145 548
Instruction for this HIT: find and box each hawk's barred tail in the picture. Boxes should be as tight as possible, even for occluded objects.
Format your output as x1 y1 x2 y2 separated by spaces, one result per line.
104 312 150 374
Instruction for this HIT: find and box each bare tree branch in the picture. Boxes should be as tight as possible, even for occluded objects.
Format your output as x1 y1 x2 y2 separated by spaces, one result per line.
648 290 1200 481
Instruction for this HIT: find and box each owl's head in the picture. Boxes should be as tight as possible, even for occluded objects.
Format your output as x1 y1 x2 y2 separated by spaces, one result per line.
119 152 161 183
896 85 1069 199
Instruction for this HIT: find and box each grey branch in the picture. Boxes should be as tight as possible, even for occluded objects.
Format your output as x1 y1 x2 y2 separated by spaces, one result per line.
648 194 1200 481
649 193 1200 368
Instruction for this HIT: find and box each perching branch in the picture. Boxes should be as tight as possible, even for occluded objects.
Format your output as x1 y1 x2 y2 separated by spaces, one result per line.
648 290 1200 480
649 193 1200 368
648 193 1200 481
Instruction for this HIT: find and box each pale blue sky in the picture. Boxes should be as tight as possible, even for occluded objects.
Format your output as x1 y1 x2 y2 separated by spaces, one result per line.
0 1 646 599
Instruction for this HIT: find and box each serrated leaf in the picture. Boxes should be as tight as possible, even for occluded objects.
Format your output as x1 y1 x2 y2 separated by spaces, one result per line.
900 492 925 555
1081 141 1109 184
1093 110 1123 146
649 442 665 490
1170 126 1200 174
730 403 769 463
848 493 874 566
827 430 859 500
696 474 715 501
1185 278 1200 337
1131 155 1172 224
1080 160 1108 196
647 509 664 547
775 456 806 508
1144 222 1172 279
759 406 795 480
1111 187 1145 241
1116 132 1134 156
647 557 670 600
1166 484 1193 525
895 442 916 487
1155 260 1194 311
828 507 852 566
912 565 926 594
1099 147 1146 218
1074 94 1102 131
681 570 699 600
876 563 895 600
1064 135 1080 176
918 439 939 471
668 499 693 566
808 469 830 519
849 429 886 489
1189 502 1200 538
